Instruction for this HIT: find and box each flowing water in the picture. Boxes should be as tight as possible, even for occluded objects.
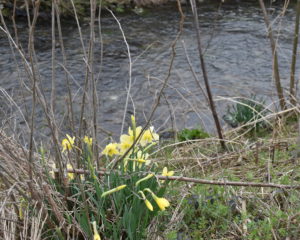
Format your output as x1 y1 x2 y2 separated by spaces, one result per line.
0 1 298 140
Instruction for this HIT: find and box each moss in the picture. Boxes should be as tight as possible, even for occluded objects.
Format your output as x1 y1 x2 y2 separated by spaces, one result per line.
177 128 210 142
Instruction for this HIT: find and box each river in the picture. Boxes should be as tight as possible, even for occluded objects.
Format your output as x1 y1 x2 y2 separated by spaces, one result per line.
0 1 298 141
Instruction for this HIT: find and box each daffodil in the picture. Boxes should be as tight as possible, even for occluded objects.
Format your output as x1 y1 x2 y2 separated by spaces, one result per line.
102 143 119 157
145 199 154 211
154 196 170 211
162 167 174 177
119 135 133 155
144 188 170 211
84 136 93 146
138 191 153 211
137 151 150 166
161 167 174 183
119 126 143 154
19 197 28 220
140 126 159 147
129 151 150 168
92 221 101 240
101 184 127 198
131 115 136 125
67 164 75 180
131 115 137 137
49 162 56 178
119 126 142 155
128 126 142 141
62 134 75 152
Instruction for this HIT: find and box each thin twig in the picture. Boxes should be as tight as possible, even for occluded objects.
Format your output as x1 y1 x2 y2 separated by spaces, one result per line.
190 0 226 150
54 0 75 134
51 1 56 114
110 0 185 169
62 168 300 189
107 9 133 135
258 0 286 110
290 0 300 105
27 0 40 188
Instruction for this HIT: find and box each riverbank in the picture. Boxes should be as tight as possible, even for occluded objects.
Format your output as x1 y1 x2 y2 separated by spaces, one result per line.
0 0 173 19
1 0 292 20
0 112 300 239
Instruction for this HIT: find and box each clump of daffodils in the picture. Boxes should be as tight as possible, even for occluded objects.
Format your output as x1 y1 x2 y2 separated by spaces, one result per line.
45 119 173 239
56 118 172 216
100 116 173 212
49 135 93 181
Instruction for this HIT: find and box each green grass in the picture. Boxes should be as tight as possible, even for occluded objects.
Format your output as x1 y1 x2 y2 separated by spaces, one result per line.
152 121 300 239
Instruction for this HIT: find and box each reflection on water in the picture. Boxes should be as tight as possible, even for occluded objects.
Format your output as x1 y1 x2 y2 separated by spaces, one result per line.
0 1 298 140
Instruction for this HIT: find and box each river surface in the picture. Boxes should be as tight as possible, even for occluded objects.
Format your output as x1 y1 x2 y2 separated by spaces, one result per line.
0 1 299 141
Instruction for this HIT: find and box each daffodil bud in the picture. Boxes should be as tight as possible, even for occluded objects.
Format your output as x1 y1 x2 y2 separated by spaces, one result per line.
92 221 101 240
135 173 154 187
101 185 127 198
138 191 153 211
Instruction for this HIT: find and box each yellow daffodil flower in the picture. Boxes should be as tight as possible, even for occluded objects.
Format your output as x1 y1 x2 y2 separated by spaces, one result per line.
162 167 174 177
119 135 133 155
128 126 142 140
153 196 170 211
19 197 28 220
138 191 153 211
144 188 170 211
140 126 159 147
137 151 150 165
101 184 127 198
129 151 150 168
92 221 101 240
49 162 56 178
135 173 154 186
119 125 141 154
102 143 119 157
84 136 93 146
161 167 174 183
119 125 144 154
62 134 75 152
67 164 75 180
